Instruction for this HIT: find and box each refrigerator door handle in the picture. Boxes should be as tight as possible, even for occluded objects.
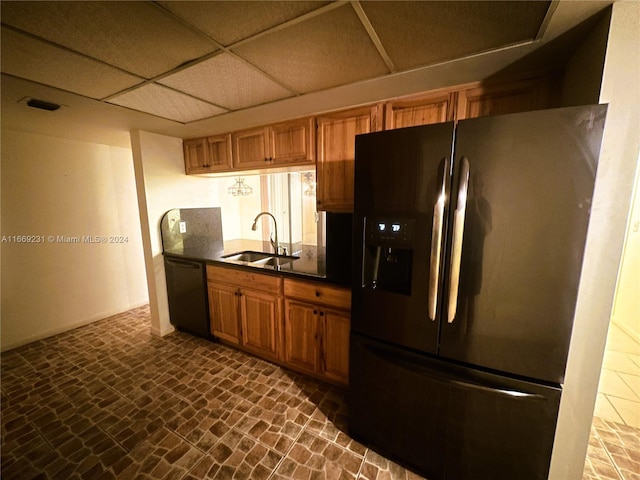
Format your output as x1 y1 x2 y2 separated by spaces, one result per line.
428 157 450 320
447 156 470 323
356 337 547 401
449 377 546 400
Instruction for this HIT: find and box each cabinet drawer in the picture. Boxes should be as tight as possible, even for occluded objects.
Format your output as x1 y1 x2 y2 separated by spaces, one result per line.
284 278 351 310
207 264 282 294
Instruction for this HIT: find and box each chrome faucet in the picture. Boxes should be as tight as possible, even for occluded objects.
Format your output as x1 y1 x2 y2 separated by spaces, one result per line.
251 212 287 256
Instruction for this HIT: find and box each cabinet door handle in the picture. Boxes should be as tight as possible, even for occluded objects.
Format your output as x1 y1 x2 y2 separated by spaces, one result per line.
313 310 318 315
319 311 325 317
315 291 320 297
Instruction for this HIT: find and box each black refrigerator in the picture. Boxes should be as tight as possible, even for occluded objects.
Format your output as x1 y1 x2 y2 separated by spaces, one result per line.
348 105 607 480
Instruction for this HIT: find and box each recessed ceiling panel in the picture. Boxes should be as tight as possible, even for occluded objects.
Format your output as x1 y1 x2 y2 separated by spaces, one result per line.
159 1 331 46
159 53 293 110
232 3 389 93
0 28 143 99
0 1 217 79
360 1 551 71
108 84 227 123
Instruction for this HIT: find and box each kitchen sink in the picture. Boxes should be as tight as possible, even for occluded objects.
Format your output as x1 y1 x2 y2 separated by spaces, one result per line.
252 254 299 267
221 251 273 262
221 250 299 267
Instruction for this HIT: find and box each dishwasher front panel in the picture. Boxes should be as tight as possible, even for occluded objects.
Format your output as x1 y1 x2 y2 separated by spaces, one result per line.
164 256 211 339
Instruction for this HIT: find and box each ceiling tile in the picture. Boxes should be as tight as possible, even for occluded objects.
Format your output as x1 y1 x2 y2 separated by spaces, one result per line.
360 1 551 71
0 27 143 99
0 1 217 79
232 3 389 94
108 84 227 123
158 1 331 46
158 53 293 110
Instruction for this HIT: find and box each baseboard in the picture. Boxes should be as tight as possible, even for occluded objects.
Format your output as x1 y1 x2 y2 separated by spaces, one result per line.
1 301 150 353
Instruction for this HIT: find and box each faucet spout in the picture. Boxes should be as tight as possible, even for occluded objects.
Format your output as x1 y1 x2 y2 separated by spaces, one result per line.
251 211 283 255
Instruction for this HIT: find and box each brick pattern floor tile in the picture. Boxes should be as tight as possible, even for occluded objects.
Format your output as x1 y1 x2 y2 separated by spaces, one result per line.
1 305 636 479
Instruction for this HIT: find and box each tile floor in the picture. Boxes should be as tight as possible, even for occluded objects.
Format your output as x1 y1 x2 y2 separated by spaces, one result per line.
593 323 640 429
0 305 637 480
583 322 640 480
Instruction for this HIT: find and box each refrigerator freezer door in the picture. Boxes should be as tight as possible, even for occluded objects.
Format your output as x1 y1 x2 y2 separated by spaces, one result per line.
349 334 561 480
440 105 607 384
352 123 454 354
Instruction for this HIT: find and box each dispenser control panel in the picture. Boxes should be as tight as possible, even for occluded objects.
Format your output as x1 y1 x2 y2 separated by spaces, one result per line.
365 217 415 248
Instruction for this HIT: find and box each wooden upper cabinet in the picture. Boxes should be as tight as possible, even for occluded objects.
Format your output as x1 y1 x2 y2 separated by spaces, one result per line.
233 127 270 170
233 117 315 169
316 106 381 213
384 91 457 129
184 134 232 174
183 138 208 173
269 118 315 166
457 77 554 120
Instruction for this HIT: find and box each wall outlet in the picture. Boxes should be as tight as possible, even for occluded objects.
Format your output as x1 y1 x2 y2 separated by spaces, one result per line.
179 221 187 233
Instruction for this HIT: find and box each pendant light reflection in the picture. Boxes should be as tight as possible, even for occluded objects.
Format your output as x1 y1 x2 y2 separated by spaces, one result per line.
302 172 316 196
228 177 253 196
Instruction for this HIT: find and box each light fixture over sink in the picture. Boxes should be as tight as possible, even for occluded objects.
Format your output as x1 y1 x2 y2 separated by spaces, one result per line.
228 177 253 196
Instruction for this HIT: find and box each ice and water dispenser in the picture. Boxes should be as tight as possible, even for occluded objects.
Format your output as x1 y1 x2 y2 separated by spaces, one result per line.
362 217 415 295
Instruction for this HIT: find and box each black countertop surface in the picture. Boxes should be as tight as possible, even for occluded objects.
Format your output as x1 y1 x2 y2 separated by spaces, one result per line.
163 238 341 284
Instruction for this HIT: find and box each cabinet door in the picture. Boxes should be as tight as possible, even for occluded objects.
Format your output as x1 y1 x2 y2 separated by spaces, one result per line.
208 282 241 344
183 138 208 174
457 77 552 120
233 127 270 169
321 308 350 385
205 134 233 172
240 288 281 360
270 118 315 166
316 106 379 212
284 300 320 373
385 92 456 129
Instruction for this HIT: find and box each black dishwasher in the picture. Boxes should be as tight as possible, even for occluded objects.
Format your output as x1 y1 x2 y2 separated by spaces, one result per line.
164 256 211 339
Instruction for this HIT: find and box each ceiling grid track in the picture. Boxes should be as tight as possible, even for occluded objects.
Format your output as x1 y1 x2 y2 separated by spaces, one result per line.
1 0 599 128
350 1 396 73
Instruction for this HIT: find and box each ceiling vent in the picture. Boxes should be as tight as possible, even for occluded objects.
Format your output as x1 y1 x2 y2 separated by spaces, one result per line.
26 98 61 111
18 97 63 111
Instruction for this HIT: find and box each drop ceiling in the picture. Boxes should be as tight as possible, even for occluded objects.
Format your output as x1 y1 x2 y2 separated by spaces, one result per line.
0 1 613 146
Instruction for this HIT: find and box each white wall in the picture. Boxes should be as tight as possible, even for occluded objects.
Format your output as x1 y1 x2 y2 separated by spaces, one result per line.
131 130 222 337
550 2 640 478
611 157 640 341
0 130 148 350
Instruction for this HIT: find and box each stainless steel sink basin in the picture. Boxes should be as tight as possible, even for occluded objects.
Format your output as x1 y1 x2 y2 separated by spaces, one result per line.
252 254 299 267
221 251 272 262
220 251 299 267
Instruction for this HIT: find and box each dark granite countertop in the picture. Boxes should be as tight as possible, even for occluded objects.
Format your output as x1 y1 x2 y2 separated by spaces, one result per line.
163 238 339 284
160 207 350 286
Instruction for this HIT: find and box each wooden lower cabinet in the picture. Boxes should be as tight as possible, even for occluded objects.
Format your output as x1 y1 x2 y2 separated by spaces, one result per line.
240 288 280 359
321 309 350 385
206 265 282 361
284 300 320 373
284 278 351 386
206 265 351 386
208 282 241 345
